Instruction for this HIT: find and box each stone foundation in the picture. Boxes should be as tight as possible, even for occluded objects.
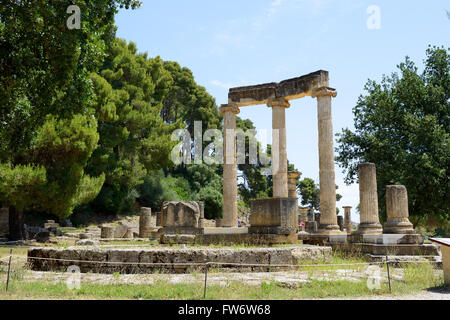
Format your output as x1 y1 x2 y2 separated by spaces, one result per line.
27 245 332 274
249 198 298 235
161 233 299 246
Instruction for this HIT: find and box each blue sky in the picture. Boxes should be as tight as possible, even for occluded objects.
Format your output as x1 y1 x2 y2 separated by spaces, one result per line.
115 0 449 222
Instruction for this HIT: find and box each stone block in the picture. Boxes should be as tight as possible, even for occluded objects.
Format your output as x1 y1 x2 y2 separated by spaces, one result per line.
337 216 344 231
161 201 203 228
76 239 99 246
139 207 154 238
79 233 94 240
101 226 115 239
114 223 129 238
305 221 318 233
44 221 60 229
156 212 162 226
249 198 298 235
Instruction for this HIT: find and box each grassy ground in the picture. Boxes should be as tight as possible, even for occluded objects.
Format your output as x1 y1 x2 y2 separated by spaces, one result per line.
0 269 444 300
0 247 445 300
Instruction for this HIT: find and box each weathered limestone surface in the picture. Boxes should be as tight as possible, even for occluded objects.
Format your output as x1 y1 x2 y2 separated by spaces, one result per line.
355 163 383 235
220 105 240 228
76 239 100 246
249 198 298 235
161 201 203 228
384 185 415 234
100 226 115 239
44 220 59 229
299 207 309 223
27 245 331 274
337 216 344 232
343 206 352 234
443 246 450 285
312 87 340 234
268 98 290 198
287 171 301 199
305 221 318 233
156 212 162 226
139 207 154 238
0 206 9 237
228 70 329 107
114 223 130 238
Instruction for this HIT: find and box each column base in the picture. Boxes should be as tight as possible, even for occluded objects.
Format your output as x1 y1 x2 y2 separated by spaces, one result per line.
354 222 383 235
384 220 415 234
317 223 342 235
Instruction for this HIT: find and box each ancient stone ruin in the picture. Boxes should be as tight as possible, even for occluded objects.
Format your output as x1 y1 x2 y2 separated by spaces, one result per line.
160 201 204 235
221 70 340 240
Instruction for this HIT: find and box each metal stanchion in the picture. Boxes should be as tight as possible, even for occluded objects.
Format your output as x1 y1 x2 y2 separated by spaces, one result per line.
6 249 12 292
203 263 209 299
386 255 392 293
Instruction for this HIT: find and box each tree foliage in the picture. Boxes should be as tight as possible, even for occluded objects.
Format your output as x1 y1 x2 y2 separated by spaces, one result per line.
87 39 180 214
0 1 140 238
336 46 450 226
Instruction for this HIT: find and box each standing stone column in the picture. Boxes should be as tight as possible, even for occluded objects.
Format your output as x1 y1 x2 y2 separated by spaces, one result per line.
220 104 240 228
384 185 415 234
299 207 309 223
139 207 154 238
343 206 353 234
312 87 340 233
287 171 301 198
356 163 383 234
267 98 290 198
101 226 115 239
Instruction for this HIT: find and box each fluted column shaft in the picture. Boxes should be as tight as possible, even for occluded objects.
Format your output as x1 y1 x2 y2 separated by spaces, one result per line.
312 87 340 233
356 163 383 234
343 206 352 234
220 104 240 228
268 98 290 198
384 185 415 234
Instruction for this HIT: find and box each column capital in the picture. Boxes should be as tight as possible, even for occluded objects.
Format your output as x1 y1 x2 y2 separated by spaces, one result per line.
267 97 290 109
288 171 301 180
220 104 240 115
312 87 337 99
342 206 353 209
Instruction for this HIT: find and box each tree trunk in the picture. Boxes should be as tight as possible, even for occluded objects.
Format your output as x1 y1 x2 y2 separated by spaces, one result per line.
9 206 26 241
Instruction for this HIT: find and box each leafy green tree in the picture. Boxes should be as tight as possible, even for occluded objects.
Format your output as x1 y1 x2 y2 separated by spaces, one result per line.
87 39 179 214
138 170 190 211
0 1 140 239
161 61 222 136
298 178 342 213
336 46 449 227
237 118 271 205
171 164 223 219
298 178 320 209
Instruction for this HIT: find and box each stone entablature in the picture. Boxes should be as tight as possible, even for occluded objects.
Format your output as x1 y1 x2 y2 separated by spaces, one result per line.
228 70 329 106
